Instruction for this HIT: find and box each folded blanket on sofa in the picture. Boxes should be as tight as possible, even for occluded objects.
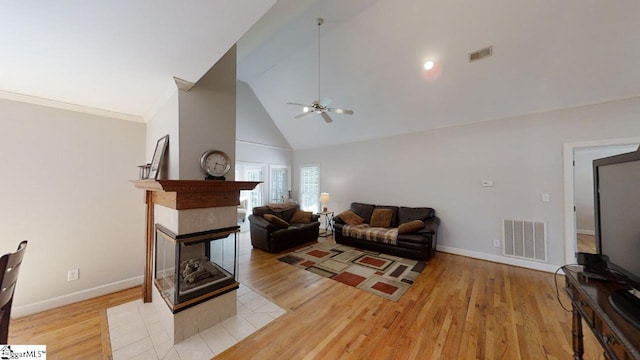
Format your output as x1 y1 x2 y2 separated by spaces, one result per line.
342 224 398 245
267 201 297 211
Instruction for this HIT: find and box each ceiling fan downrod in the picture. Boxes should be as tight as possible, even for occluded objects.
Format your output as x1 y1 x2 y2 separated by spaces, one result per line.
286 17 353 123
317 17 323 102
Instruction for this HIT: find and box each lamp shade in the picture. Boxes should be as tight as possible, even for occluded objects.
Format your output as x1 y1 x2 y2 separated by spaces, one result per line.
319 192 330 204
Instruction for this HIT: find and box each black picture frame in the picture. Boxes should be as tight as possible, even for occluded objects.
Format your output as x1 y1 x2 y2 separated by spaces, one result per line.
149 135 169 180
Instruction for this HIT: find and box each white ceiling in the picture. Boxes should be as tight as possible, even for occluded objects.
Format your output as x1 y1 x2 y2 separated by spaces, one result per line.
2 1 640 150
0 0 275 119
238 0 640 149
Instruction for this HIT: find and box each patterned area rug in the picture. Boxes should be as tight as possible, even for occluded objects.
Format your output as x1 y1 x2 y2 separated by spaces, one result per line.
277 243 426 301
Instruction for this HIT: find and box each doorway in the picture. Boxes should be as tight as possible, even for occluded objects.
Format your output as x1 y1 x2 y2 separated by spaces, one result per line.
236 161 266 211
563 138 640 264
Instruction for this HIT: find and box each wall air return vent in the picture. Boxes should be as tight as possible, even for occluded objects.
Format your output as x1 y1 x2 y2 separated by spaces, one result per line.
469 46 493 62
502 219 547 262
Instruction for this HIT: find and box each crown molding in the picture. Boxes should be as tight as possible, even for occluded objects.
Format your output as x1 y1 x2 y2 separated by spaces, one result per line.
0 90 144 123
173 76 195 92
235 139 292 151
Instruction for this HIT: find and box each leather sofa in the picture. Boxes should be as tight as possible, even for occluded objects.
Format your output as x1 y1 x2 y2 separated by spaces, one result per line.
334 202 440 261
249 204 320 253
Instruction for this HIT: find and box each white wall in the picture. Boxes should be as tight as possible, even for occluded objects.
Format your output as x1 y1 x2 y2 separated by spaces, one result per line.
574 145 638 234
236 81 291 149
0 98 146 316
236 80 292 200
145 46 239 180
179 46 238 180
236 142 292 166
293 97 640 269
147 87 179 179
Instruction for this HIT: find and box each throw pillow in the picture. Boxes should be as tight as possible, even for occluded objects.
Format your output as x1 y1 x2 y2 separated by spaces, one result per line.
336 210 364 225
263 214 289 229
252 207 268 217
370 208 393 228
290 210 312 224
398 220 425 234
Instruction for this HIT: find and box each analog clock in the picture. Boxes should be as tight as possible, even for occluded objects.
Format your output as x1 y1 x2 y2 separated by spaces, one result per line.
200 149 231 180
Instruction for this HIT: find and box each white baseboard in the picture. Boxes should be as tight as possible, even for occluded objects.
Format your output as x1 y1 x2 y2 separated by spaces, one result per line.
12 275 144 318
577 229 595 236
437 246 561 273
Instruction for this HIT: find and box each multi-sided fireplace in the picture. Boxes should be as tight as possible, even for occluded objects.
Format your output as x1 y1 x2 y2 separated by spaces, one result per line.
154 224 239 313
132 180 259 343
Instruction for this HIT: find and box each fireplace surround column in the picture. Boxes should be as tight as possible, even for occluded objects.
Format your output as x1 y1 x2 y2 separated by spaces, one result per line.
131 180 259 303
131 180 259 343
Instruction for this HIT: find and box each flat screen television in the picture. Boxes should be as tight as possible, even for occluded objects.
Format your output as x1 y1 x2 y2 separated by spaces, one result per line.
593 147 640 329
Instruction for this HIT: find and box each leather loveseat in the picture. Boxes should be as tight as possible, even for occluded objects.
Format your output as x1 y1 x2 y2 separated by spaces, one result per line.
334 202 440 261
249 203 320 253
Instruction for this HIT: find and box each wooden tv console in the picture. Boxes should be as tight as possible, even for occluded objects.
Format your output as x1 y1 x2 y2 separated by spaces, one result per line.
564 266 640 359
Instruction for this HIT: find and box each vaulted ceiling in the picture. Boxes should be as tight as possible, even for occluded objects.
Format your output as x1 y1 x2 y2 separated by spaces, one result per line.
238 0 640 149
0 0 275 119
2 1 640 150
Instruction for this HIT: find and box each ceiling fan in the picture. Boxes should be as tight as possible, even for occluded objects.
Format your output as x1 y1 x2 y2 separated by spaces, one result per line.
287 18 354 123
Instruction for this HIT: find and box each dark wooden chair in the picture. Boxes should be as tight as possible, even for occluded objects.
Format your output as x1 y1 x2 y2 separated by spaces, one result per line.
0 241 27 344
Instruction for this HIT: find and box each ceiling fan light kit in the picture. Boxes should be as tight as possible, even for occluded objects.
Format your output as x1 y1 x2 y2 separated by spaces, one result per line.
287 17 354 123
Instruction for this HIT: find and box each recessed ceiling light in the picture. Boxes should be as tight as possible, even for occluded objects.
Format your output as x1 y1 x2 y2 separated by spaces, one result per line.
423 60 435 70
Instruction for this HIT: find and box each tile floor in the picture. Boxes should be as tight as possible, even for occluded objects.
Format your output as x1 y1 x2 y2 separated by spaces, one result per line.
107 284 286 360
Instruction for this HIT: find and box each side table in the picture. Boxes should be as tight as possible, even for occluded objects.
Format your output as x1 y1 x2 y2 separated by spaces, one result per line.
316 211 334 237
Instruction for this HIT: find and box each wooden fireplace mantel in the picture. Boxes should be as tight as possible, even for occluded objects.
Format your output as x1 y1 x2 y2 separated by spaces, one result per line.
131 180 260 302
131 179 260 210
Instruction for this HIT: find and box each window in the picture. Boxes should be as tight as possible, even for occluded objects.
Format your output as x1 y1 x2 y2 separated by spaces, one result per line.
300 165 320 212
236 162 265 210
247 168 263 208
270 165 290 203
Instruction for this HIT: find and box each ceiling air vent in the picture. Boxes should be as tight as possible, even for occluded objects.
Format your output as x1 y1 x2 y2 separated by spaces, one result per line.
469 46 493 62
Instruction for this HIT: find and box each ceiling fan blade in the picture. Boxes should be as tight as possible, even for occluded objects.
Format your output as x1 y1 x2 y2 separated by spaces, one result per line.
328 108 354 115
319 97 333 107
287 102 310 107
320 112 333 123
294 112 312 119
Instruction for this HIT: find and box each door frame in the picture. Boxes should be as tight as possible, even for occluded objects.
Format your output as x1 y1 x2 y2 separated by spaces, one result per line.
562 137 640 264
236 161 267 209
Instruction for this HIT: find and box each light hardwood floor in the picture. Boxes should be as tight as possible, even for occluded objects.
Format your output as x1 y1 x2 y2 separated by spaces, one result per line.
577 233 597 253
9 233 605 359
8 286 139 358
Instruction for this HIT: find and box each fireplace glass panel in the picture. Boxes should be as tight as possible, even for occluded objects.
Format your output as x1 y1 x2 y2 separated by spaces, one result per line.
155 229 176 302
154 225 239 312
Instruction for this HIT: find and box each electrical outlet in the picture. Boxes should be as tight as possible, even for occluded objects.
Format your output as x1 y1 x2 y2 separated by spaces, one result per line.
67 269 79 281
493 239 500 248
